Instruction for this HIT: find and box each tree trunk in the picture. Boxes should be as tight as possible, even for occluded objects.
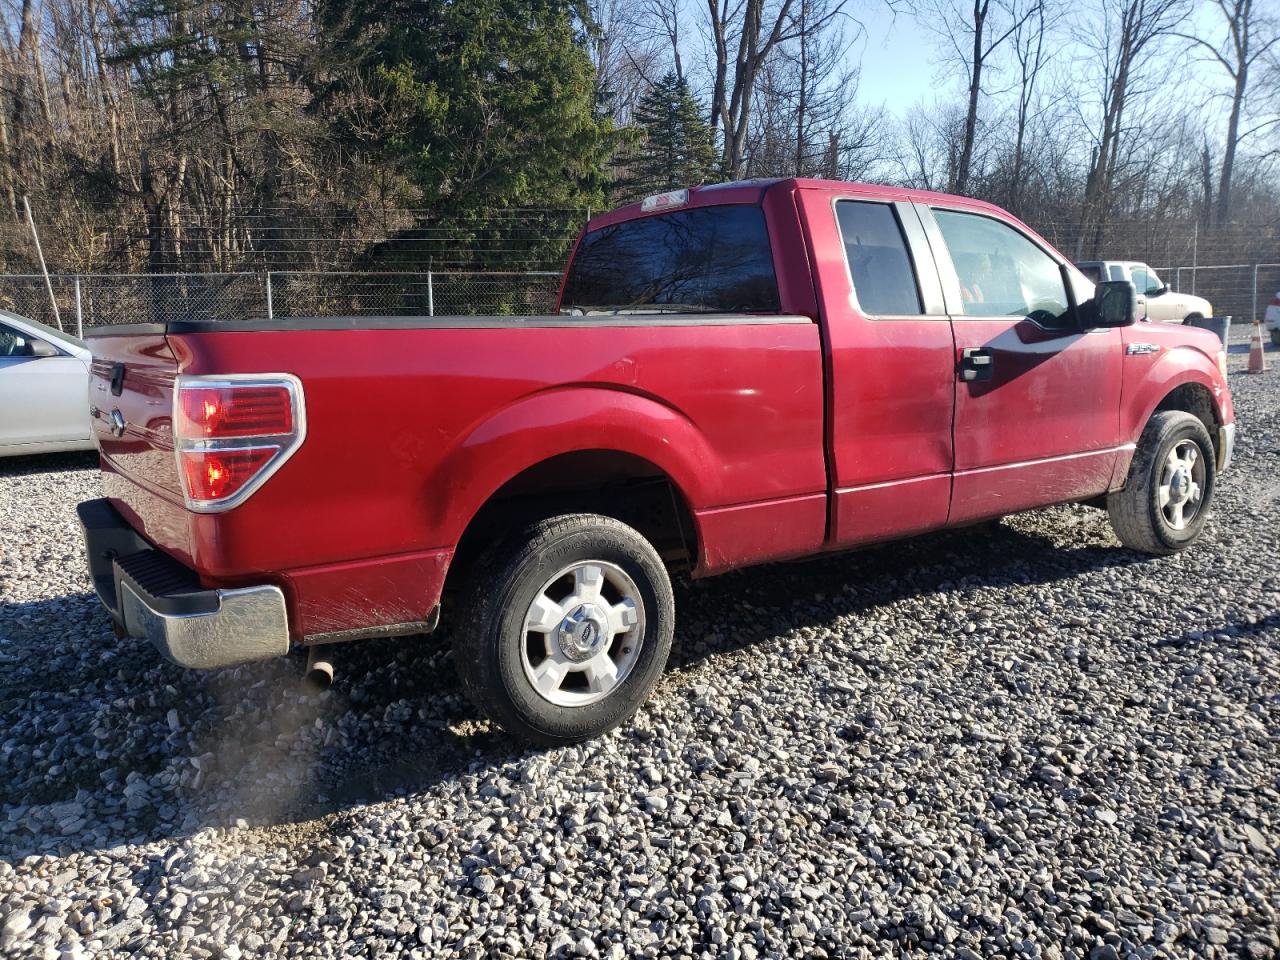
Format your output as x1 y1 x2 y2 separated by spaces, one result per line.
955 0 988 193
1215 60 1246 225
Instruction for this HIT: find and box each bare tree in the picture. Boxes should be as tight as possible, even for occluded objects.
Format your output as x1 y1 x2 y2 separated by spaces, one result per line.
704 0 852 176
916 0 1036 193
1077 0 1191 253
640 0 687 85
1177 0 1280 224
1005 0 1058 213
589 0 668 124
743 0 883 179
894 100 967 190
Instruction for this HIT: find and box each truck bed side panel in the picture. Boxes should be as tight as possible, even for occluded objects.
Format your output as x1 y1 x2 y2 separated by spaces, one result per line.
96 318 827 637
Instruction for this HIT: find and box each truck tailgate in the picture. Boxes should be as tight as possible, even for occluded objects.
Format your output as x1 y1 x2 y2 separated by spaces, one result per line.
87 332 193 561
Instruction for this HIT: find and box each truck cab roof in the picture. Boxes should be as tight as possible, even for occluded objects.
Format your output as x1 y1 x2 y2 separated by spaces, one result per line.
589 178 1021 233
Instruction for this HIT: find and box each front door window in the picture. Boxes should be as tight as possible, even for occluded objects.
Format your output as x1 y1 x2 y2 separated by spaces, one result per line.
933 209 1073 331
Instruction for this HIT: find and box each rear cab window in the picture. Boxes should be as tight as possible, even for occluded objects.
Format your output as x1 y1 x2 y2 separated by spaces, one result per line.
835 201 924 316
560 206 781 315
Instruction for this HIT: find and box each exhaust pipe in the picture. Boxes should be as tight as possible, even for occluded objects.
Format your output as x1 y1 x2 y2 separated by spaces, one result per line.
304 645 334 689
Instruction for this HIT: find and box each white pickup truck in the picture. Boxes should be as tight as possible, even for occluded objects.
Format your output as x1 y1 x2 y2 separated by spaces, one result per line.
1075 260 1212 324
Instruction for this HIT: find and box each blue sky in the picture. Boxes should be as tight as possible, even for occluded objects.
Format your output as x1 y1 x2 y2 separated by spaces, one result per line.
849 2 1244 139
855 7 940 115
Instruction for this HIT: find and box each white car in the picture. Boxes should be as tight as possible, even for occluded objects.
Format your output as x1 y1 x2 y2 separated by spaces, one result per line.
1075 260 1213 323
0 310 95 456
1266 290 1280 346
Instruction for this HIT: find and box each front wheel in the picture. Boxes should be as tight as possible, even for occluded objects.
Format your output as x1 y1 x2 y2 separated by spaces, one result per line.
452 514 674 744
1107 411 1216 555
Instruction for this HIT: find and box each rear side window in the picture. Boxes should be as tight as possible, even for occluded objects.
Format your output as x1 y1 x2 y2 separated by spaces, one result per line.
836 201 923 315
1078 264 1103 284
560 206 780 315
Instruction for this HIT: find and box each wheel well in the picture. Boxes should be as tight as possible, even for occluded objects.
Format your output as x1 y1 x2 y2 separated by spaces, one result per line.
445 450 698 594
1154 382 1219 456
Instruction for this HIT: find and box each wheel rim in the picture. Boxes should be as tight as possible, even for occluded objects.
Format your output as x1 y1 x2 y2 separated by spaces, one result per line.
520 560 645 707
1158 439 1207 531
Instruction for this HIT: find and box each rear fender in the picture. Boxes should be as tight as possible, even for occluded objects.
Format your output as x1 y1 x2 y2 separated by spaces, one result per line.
424 385 716 548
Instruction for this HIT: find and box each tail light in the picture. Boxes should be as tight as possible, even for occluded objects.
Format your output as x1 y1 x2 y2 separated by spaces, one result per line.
173 375 305 511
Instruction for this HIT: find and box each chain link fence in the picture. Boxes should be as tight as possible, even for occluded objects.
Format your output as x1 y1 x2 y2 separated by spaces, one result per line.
267 271 562 319
0 271 564 333
2 261 1276 336
1164 264 1280 324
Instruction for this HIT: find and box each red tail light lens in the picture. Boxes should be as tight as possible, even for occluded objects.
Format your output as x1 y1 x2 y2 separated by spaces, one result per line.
180 448 276 501
177 385 293 438
174 376 305 511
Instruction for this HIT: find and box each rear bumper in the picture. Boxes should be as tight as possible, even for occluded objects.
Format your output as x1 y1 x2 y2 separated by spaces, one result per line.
77 499 290 669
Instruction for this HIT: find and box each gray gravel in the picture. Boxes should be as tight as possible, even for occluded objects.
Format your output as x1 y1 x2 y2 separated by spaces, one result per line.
2 337 1278 959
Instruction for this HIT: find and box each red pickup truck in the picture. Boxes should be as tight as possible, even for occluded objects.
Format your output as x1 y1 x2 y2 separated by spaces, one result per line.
79 179 1236 743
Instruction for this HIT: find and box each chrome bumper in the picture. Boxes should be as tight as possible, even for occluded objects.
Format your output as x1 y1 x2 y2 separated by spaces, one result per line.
1218 423 1235 474
78 499 291 670
116 580 289 670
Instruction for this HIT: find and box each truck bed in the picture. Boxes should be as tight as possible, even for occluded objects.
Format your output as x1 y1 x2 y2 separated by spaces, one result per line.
86 312 828 640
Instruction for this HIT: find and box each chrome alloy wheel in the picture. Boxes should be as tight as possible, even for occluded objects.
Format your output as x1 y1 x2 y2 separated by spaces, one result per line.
1158 439 1206 531
521 561 645 707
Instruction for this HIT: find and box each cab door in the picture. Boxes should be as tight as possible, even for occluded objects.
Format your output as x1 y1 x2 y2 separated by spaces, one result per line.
795 189 956 547
917 205 1123 524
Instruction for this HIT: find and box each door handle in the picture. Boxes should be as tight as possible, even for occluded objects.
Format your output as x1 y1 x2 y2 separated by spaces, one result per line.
959 347 994 382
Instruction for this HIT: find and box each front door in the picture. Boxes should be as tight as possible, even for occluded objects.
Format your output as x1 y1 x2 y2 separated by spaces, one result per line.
919 206 1123 524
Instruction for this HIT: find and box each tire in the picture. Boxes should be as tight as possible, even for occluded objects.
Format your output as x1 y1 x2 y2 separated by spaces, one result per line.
1107 411 1216 556
451 513 674 745
1270 329 1280 347
1183 312 1203 324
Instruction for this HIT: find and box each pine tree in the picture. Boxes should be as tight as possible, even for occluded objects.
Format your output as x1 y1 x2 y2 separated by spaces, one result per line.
316 0 615 268
615 73 716 201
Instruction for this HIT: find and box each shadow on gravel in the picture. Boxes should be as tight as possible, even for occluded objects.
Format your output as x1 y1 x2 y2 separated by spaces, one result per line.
0 450 99 476
0 513 1206 862
666 519 1151 672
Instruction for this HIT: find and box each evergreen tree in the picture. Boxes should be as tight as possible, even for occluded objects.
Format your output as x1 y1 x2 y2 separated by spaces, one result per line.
317 0 615 268
615 73 716 201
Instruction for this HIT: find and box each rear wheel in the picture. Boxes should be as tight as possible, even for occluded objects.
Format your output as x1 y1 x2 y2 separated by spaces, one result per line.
452 513 674 744
1107 411 1216 555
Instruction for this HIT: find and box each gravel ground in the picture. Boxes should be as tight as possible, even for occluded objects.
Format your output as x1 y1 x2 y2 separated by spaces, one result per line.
2 335 1278 960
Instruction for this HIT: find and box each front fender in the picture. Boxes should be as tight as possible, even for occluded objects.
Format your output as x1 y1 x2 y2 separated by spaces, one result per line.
1121 344 1232 444
422 385 719 547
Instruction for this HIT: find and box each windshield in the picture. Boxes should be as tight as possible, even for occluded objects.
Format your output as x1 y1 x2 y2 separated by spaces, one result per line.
4 312 85 350
1131 265 1164 296
560 205 781 315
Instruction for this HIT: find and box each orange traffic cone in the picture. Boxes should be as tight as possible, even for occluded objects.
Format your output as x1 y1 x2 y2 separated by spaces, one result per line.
1247 319 1267 374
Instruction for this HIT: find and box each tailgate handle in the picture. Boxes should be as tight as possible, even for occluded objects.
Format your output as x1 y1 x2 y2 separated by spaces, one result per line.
110 362 125 396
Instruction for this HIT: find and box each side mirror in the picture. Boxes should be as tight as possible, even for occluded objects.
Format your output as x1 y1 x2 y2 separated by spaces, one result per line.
1085 280 1137 329
28 337 61 358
